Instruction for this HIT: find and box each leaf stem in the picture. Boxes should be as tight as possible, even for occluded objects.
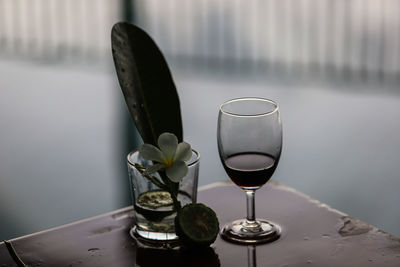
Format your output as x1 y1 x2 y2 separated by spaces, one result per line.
133 163 168 191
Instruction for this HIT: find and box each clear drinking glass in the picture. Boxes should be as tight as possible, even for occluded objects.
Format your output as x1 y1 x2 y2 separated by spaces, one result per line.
218 97 282 244
127 149 200 244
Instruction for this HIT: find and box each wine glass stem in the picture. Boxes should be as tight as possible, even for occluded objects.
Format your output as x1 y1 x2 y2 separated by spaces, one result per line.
245 190 256 223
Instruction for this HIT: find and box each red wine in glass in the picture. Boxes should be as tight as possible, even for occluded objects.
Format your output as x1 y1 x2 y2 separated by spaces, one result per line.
222 152 277 190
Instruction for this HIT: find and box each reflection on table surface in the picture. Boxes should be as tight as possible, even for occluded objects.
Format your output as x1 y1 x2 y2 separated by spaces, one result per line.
247 245 257 267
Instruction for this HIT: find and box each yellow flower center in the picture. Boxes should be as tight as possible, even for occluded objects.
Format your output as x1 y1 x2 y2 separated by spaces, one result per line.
164 157 173 168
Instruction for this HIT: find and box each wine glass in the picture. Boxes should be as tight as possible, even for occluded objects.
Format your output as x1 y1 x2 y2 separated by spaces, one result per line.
217 97 282 244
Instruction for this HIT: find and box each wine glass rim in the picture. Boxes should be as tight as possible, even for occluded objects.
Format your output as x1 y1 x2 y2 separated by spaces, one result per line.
219 97 279 117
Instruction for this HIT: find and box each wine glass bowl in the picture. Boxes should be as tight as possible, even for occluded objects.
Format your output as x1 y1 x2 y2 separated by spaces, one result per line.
218 97 282 244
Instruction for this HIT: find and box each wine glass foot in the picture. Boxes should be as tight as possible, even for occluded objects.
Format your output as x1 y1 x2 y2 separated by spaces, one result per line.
220 219 281 245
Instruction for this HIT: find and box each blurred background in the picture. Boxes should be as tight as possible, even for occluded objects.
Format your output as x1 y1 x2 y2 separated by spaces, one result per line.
1 0 399 240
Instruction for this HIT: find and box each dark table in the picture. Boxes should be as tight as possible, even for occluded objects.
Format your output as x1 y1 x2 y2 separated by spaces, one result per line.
1 181 400 266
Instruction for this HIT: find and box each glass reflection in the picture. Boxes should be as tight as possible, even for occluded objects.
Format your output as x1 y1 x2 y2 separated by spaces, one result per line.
247 245 257 267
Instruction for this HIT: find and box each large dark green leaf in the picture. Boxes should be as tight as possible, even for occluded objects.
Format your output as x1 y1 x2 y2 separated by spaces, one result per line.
111 22 183 146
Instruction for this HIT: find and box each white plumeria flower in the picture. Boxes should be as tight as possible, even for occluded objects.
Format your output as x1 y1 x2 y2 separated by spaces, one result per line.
138 132 192 183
